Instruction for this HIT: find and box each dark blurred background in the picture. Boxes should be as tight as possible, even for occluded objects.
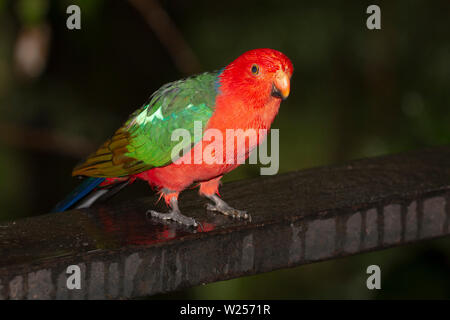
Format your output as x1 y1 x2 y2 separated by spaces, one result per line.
0 0 449 298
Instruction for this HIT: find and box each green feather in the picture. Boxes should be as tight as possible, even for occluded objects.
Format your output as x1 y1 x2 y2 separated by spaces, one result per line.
73 72 218 177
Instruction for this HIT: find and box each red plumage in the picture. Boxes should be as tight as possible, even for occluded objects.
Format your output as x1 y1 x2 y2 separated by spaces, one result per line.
75 49 294 226
134 48 293 204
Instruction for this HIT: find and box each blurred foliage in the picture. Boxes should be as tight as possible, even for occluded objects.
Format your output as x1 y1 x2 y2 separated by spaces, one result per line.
16 0 49 26
0 0 449 299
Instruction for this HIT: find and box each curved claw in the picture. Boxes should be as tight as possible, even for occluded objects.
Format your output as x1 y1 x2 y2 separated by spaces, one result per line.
205 202 251 221
147 209 198 227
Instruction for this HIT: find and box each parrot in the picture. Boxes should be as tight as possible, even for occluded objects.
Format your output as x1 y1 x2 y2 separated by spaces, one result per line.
53 48 293 228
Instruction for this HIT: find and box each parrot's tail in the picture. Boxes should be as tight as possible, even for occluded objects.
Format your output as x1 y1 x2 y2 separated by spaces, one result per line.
52 177 107 212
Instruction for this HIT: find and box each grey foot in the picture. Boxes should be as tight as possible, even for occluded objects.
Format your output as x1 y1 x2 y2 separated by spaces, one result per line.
147 196 198 227
205 194 251 221
148 209 198 227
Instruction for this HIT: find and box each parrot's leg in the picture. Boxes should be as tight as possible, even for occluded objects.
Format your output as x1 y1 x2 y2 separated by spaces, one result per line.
204 194 251 221
199 176 250 220
148 196 198 227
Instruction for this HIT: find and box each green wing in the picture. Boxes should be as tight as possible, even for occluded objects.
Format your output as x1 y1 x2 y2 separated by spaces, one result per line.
73 72 218 177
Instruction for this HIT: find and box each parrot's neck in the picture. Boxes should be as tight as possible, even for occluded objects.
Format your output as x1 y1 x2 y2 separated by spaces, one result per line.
208 90 281 132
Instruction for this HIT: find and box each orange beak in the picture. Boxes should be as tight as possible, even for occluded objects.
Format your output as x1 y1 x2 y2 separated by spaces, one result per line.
272 70 290 100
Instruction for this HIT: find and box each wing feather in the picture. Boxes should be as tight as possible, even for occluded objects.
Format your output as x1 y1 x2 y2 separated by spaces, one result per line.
73 72 218 177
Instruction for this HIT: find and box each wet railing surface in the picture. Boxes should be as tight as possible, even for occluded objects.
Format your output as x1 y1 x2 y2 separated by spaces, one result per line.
0 146 449 299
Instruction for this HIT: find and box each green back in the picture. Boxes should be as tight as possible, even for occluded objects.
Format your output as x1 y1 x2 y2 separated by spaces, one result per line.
73 72 218 177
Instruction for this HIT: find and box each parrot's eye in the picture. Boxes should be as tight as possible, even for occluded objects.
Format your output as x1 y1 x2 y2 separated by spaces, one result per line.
251 64 259 75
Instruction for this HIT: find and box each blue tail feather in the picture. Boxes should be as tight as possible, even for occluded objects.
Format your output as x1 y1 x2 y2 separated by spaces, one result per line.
52 177 105 212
